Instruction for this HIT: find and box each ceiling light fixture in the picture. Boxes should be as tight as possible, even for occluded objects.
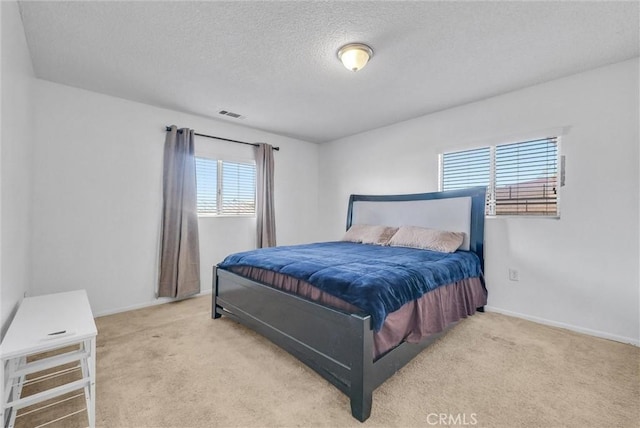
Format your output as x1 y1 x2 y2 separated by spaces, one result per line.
337 43 373 72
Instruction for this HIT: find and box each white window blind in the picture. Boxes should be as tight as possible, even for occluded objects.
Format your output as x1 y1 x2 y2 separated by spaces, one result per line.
195 157 256 216
495 138 558 216
220 161 256 215
440 137 560 217
441 147 491 191
195 158 218 215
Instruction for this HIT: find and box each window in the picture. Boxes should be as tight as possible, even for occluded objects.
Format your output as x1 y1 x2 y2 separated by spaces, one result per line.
440 137 560 217
195 157 256 216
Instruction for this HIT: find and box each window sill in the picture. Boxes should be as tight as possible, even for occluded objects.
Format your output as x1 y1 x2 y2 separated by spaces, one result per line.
486 215 560 220
198 214 256 219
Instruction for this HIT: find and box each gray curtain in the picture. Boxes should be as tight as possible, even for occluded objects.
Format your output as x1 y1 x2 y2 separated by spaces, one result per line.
158 126 201 298
255 143 276 248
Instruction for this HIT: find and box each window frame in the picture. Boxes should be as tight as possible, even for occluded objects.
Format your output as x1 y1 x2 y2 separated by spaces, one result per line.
439 137 562 219
195 156 257 218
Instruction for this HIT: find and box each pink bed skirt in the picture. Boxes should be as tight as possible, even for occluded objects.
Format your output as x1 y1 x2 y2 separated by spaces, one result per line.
228 266 487 359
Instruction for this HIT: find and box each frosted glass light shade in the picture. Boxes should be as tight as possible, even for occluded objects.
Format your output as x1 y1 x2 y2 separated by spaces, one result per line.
338 43 373 72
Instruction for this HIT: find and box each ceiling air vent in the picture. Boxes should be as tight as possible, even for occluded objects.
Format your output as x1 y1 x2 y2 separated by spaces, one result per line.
218 110 244 119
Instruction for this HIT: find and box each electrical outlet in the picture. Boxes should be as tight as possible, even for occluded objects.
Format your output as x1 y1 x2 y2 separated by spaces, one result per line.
508 268 519 281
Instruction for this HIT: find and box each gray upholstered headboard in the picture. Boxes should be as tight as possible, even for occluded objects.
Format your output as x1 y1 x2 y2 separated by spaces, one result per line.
346 187 486 269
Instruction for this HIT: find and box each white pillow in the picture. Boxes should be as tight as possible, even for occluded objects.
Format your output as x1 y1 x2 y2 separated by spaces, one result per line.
388 226 465 253
342 224 399 246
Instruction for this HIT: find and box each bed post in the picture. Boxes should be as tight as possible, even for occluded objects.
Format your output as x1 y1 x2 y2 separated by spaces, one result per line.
349 314 374 422
212 266 221 319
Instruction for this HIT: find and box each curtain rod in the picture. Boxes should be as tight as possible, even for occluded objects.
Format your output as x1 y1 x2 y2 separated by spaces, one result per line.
165 126 280 151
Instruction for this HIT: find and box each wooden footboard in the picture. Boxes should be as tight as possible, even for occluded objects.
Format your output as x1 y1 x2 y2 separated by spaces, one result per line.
214 266 374 421
213 267 460 421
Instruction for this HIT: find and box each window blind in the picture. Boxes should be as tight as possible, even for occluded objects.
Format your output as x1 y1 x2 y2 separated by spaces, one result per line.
195 157 218 215
195 157 256 216
441 147 491 191
220 161 256 215
495 138 558 216
440 137 559 217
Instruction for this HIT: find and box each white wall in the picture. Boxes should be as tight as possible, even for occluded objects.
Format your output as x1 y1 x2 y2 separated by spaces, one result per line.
30 80 320 316
1 1 35 337
319 58 640 344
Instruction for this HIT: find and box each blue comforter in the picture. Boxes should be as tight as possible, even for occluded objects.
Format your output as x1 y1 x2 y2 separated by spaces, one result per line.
218 241 482 331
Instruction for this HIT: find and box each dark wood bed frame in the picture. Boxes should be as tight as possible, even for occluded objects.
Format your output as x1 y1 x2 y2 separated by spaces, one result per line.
212 187 486 422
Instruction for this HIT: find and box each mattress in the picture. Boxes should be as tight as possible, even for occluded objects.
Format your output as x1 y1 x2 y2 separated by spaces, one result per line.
218 241 483 331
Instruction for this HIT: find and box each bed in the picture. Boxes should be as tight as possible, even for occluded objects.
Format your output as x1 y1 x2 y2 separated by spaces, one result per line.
212 187 487 422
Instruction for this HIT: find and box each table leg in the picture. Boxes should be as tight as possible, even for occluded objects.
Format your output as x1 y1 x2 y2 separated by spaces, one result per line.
88 338 96 428
5 357 26 428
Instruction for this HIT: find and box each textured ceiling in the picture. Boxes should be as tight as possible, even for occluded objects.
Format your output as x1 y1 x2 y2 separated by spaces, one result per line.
18 1 640 143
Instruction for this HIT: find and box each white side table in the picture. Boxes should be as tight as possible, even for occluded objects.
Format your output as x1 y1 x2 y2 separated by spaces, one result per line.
0 290 97 428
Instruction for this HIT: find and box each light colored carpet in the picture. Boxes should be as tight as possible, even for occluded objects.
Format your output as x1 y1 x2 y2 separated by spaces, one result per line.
16 295 639 428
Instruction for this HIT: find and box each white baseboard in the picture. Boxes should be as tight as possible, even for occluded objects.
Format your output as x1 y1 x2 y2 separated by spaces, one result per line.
94 288 213 318
94 296 638 347
485 306 639 347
